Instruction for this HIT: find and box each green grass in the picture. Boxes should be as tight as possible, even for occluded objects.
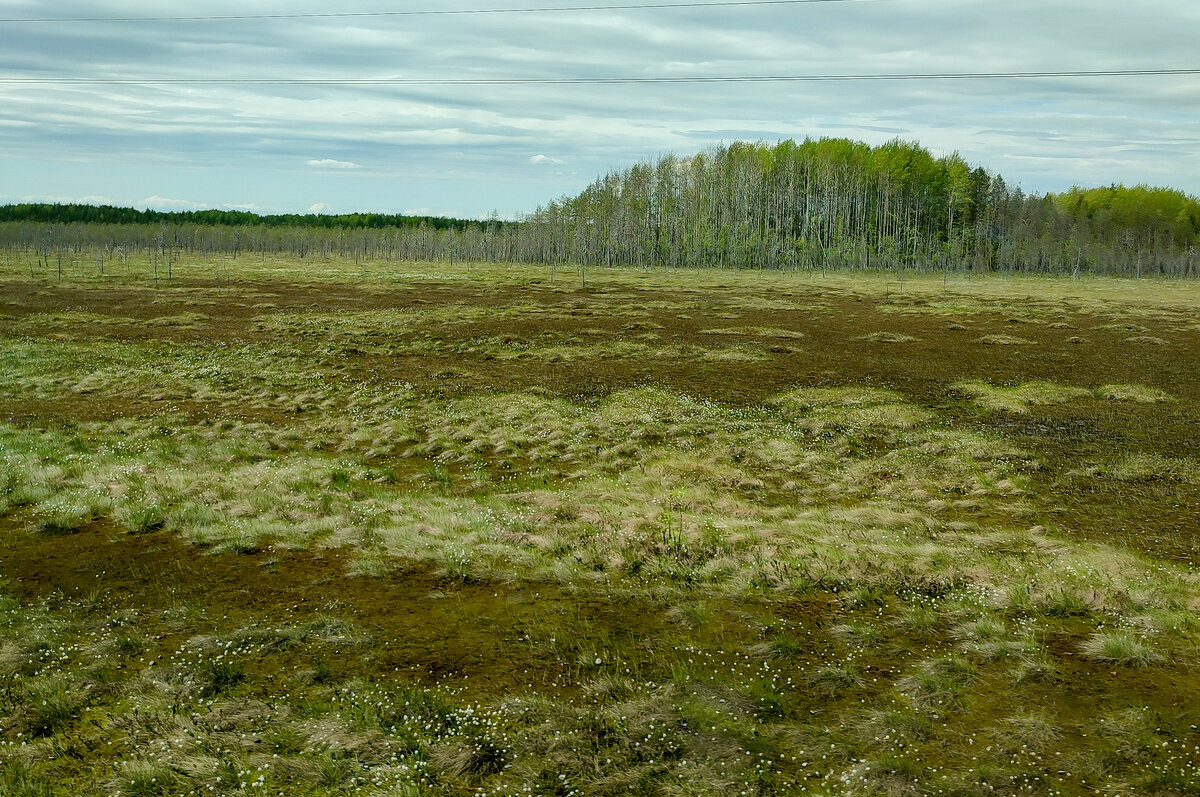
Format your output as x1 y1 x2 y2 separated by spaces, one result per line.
1078 454 1200 485
1080 631 1165 666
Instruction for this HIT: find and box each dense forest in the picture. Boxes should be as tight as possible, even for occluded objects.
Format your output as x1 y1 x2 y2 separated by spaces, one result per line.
3 137 1198 276
523 139 1200 277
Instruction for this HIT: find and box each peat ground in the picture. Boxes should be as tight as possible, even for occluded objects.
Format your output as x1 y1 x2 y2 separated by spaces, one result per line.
1 258 1199 795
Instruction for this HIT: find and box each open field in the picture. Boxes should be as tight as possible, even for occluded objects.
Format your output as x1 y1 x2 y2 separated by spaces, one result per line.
1 255 1199 796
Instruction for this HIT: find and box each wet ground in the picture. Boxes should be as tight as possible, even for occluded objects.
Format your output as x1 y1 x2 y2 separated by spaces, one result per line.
5 271 1199 564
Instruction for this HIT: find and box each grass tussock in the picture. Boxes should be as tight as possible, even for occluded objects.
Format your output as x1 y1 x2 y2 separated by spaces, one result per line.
699 325 805 339
1080 631 1164 666
976 333 1036 345
956 379 1177 413
953 380 1090 413
1094 383 1176 403
854 331 921 343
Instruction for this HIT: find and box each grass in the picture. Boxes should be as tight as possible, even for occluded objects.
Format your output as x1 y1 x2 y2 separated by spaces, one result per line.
1078 454 1200 485
954 379 1177 414
2 255 1200 795
953 380 1091 413
1095 383 1176 403
1080 631 1165 666
854 330 921 343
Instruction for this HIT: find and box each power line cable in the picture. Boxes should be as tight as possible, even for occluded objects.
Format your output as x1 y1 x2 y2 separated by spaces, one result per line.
0 0 885 24
2 69 1198 85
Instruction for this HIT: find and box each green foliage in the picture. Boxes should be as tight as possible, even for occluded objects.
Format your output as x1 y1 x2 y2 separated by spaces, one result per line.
1054 184 1200 246
534 136 1200 275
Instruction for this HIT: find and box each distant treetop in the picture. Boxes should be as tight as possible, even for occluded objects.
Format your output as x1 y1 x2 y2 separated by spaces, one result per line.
0 203 503 231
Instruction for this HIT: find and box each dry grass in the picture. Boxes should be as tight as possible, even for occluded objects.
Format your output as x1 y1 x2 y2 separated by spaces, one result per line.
1095 383 1176 403
854 331 921 343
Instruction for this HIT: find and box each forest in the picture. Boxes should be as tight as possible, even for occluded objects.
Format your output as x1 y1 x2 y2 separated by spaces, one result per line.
3 137 1199 277
524 138 1200 276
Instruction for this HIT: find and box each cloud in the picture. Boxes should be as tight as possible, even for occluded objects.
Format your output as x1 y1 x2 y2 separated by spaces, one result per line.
2 0 1198 216
474 209 521 222
306 158 362 170
140 195 208 211
309 203 334 214
404 207 469 218
2 194 121 206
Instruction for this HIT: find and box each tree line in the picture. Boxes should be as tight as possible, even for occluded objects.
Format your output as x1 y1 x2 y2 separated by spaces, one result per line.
0 203 497 232
522 138 1200 277
2 138 1198 277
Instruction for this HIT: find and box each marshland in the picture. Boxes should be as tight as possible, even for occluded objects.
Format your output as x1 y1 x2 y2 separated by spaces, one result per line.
1 248 1199 796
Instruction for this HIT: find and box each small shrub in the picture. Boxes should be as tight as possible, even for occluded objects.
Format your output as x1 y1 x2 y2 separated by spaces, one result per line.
999 712 1060 751
1103 454 1200 485
432 735 509 781
899 655 975 709
838 585 884 609
314 753 356 789
265 726 308 755
860 707 932 742
854 331 920 343
115 634 144 656
1037 586 1092 617
954 380 1089 414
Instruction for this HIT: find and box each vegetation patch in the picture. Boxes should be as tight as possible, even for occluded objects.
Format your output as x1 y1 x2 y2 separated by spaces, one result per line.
1077 453 1200 484
854 331 921 343
1095 383 1176 403
1080 631 1164 666
953 380 1091 413
699 325 806 339
975 333 1036 345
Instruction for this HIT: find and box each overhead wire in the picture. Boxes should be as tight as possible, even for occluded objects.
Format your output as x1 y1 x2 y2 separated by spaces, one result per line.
2 69 1198 85
2 0 884 24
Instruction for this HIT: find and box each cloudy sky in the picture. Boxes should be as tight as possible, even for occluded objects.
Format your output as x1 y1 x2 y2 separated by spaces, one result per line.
1 0 1198 218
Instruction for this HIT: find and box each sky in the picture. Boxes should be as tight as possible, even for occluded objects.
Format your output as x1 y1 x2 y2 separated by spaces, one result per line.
1 0 1198 219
